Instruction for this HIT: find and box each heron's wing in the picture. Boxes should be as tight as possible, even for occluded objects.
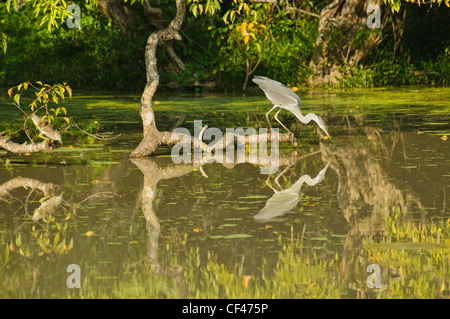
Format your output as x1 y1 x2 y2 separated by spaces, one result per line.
32 194 63 221
252 76 301 107
30 114 43 126
39 121 63 144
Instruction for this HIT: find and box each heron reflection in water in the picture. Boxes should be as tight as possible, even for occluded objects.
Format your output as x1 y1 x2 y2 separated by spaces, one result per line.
252 76 331 139
254 161 331 221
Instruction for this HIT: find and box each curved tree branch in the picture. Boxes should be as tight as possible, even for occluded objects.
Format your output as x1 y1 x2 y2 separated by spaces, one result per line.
0 136 55 154
130 0 296 158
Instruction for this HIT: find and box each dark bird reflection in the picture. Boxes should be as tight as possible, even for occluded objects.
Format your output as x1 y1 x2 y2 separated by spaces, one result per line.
32 193 64 222
254 161 330 221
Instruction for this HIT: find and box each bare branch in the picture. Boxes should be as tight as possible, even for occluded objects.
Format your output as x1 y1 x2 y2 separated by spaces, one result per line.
0 136 55 154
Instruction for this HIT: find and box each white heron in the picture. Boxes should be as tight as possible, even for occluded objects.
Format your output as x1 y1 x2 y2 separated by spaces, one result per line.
252 76 331 139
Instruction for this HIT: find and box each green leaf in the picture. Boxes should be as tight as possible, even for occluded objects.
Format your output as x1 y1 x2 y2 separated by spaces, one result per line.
54 233 60 245
13 93 20 106
39 15 49 28
15 233 22 247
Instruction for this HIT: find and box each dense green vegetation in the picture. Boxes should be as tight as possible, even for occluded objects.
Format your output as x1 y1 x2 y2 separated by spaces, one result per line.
0 0 448 91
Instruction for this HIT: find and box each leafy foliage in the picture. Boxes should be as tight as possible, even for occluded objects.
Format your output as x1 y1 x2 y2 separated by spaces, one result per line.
0 31 7 54
384 0 450 13
0 0 448 90
8 81 72 125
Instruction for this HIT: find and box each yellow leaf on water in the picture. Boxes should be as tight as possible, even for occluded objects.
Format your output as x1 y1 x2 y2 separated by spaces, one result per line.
86 231 94 237
193 227 203 233
153 101 161 105
129 241 138 244
441 135 447 141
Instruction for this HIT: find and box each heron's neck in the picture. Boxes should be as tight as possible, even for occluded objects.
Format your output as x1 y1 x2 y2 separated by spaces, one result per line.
291 108 316 125
290 163 330 192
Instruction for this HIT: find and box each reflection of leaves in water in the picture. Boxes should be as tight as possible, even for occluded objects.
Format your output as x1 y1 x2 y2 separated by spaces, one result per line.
364 207 450 298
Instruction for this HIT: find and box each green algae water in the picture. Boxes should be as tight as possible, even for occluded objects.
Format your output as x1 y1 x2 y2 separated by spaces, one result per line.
0 87 449 298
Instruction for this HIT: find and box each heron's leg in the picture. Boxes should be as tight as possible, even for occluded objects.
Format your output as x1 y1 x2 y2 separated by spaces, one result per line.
265 175 278 193
274 109 293 135
265 105 277 131
274 163 292 189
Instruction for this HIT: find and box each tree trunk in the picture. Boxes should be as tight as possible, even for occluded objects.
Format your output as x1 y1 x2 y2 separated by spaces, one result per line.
98 0 135 34
308 0 386 86
129 0 297 158
98 0 186 83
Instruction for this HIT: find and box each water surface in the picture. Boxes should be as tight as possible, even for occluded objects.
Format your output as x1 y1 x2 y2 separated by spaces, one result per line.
1 87 449 298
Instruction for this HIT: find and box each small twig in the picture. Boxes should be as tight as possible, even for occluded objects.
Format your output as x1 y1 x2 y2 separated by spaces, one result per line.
285 7 321 18
78 192 120 206
72 124 121 141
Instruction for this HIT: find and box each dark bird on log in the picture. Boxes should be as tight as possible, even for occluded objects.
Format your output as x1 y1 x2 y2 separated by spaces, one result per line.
30 114 63 145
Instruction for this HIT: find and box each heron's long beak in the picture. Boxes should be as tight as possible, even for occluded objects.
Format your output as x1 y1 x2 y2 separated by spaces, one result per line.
322 127 331 140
